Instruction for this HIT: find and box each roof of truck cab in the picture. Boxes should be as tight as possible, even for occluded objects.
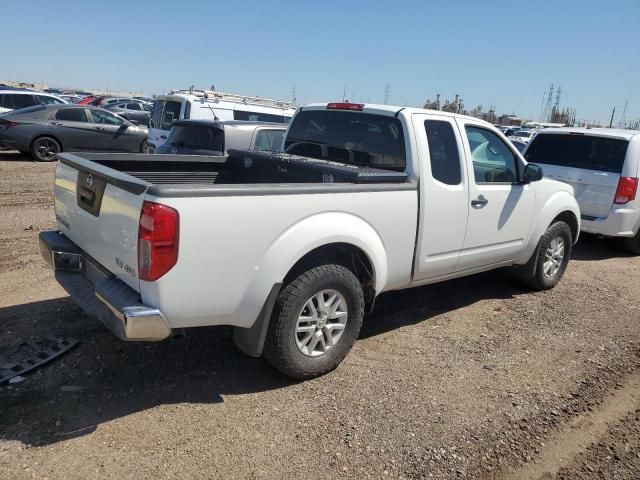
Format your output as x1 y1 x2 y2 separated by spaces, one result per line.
301 103 494 125
533 127 640 140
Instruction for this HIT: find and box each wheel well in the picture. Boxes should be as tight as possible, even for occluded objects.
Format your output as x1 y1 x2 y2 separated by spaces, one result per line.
31 134 63 152
283 243 376 311
552 211 579 242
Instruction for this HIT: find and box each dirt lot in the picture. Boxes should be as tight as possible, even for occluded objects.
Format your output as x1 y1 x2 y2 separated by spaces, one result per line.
0 151 638 480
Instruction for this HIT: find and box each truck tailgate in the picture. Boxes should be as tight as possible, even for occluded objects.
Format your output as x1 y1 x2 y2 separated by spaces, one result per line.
53 155 147 291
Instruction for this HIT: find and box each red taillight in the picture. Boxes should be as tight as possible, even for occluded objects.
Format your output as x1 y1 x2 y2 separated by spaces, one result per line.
326 102 364 111
614 177 639 204
0 119 19 129
138 201 179 281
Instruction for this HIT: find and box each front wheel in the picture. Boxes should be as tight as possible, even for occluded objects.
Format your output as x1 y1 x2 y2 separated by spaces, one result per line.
515 221 573 290
30 136 61 162
140 140 148 153
263 264 364 379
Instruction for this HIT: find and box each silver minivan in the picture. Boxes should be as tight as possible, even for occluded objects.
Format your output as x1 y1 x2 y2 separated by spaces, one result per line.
524 128 640 253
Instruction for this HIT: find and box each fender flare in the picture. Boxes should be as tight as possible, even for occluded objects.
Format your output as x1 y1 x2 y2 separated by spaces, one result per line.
233 212 388 357
516 190 580 265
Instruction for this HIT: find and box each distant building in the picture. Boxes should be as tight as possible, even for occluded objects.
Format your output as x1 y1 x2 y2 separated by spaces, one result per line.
497 114 523 126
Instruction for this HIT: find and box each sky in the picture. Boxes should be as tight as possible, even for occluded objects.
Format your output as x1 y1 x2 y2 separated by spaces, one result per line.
3 0 639 124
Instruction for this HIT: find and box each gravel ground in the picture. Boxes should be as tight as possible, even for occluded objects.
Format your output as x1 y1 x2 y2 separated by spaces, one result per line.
0 151 638 480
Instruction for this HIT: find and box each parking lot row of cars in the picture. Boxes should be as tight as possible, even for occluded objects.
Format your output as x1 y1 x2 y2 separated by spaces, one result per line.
1 86 639 256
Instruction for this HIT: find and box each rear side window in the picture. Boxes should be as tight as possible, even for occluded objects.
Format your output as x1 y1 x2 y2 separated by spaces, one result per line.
525 134 629 174
234 110 287 123
284 110 406 171
166 125 224 152
10 94 36 109
56 108 88 122
425 120 461 185
254 129 285 151
161 100 182 129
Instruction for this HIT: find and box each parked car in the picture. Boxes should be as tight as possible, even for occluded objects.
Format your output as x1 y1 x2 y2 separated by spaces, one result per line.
510 139 528 152
523 127 640 253
77 95 107 106
509 129 536 144
39 101 579 379
104 101 152 126
0 104 148 161
0 90 67 114
148 89 295 152
155 120 286 155
59 94 84 104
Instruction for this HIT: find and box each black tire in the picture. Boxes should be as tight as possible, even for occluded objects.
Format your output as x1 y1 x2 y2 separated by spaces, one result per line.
140 140 148 153
515 221 573 290
263 264 364 379
623 231 640 255
30 136 61 162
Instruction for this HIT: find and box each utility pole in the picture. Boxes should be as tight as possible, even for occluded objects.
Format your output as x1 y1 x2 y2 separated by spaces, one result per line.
609 107 616 128
543 83 554 122
383 84 391 105
342 84 347 102
619 100 628 129
291 86 296 104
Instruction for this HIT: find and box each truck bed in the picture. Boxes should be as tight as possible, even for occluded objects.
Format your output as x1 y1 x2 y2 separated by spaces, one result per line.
57 151 408 190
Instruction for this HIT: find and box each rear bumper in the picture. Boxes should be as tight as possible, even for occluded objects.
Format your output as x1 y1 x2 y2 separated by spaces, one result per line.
39 231 171 341
581 207 640 237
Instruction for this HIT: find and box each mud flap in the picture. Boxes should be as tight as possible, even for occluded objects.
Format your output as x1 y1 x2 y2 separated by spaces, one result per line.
233 283 282 358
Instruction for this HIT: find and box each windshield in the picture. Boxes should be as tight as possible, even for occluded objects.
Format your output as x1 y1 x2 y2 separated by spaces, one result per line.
525 133 629 173
166 125 224 152
284 110 406 171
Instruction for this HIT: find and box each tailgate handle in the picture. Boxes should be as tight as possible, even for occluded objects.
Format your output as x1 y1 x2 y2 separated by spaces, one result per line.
78 187 96 206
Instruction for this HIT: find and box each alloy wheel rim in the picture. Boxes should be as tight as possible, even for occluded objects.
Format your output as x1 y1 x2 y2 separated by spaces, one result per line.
543 236 565 278
37 140 58 160
295 289 348 357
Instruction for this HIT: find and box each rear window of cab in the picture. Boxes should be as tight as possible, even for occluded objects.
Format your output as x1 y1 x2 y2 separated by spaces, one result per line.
284 110 406 171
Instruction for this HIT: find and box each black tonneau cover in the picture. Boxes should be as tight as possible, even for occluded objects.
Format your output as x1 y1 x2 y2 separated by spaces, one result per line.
227 149 408 184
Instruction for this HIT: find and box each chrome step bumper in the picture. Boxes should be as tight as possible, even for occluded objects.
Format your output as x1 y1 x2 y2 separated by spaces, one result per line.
39 231 171 341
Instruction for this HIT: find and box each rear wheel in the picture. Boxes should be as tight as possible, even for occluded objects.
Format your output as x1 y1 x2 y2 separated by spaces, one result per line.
263 264 364 379
30 136 60 162
140 140 148 153
623 230 640 255
515 221 573 290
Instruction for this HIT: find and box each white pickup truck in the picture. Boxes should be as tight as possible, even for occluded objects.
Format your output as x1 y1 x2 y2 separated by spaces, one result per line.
40 102 580 379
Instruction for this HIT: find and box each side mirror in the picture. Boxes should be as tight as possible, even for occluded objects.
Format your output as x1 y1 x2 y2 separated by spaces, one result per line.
523 163 543 183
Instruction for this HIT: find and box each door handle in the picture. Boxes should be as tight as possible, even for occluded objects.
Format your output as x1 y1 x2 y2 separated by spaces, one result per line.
160 135 167 139
94 126 104 131
471 195 488 208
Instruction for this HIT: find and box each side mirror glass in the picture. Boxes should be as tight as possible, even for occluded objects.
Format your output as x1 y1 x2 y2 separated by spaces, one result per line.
523 163 543 183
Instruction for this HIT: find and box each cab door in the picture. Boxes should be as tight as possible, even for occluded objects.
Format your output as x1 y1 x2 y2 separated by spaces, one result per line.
455 120 534 271
412 113 469 280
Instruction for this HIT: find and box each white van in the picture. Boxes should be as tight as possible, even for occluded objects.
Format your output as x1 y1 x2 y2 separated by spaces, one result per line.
0 89 67 114
148 90 296 152
523 128 640 253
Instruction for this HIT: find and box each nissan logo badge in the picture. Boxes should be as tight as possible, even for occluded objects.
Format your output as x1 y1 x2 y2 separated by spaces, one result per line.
86 174 94 188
